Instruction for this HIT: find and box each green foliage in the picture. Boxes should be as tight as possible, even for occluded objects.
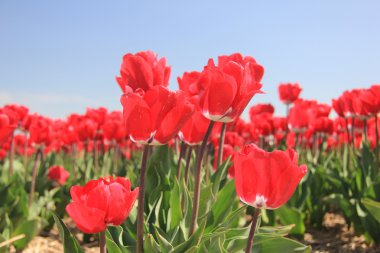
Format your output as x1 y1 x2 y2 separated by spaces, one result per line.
53 213 84 253
8 138 380 250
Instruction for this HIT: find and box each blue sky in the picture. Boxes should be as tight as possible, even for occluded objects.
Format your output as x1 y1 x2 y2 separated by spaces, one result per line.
1 1 379 119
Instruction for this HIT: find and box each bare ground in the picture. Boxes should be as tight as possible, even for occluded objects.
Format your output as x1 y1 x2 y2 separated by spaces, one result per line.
302 213 379 253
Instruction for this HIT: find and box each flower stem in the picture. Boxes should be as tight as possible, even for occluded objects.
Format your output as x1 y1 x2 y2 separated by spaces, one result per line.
177 141 187 179
184 146 193 185
245 208 261 253
99 230 106 253
8 130 15 177
137 145 150 253
189 121 215 236
217 123 227 168
29 147 42 206
351 117 355 148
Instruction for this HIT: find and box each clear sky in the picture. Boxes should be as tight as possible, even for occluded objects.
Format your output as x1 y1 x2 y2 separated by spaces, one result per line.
1 1 379 119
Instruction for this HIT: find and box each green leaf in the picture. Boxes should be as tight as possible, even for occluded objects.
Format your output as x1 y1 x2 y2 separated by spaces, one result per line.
106 229 122 253
211 158 230 194
154 226 174 252
143 234 160 253
252 235 311 253
52 213 84 253
169 179 183 230
362 198 380 223
11 219 41 250
0 234 8 253
275 205 305 235
172 219 206 253
210 180 236 227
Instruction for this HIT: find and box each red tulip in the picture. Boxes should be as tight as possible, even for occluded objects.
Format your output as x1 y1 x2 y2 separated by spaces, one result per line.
76 117 98 142
116 50 171 93
311 117 334 134
250 113 274 137
278 83 302 104
332 97 346 118
0 113 15 144
47 165 70 185
197 53 264 122
178 71 202 100
249 104 274 119
29 115 52 146
66 177 138 234
121 85 194 145
179 110 210 145
234 144 307 209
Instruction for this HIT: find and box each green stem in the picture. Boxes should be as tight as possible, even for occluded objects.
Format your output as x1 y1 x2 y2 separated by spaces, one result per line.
29 147 42 206
8 130 15 177
177 142 187 179
137 145 150 253
217 123 227 168
184 146 193 185
189 121 215 236
245 208 261 253
99 230 106 253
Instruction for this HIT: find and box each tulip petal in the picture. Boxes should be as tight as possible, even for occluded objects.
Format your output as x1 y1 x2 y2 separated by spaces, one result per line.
66 202 106 234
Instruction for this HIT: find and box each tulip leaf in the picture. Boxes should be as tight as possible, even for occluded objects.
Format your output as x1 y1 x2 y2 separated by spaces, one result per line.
0 234 8 253
172 219 206 253
258 224 295 236
362 198 380 223
143 234 160 253
154 226 174 252
52 213 84 253
252 235 312 253
11 218 41 250
184 245 198 253
211 157 230 195
275 205 305 235
105 229 122 253
209 180 236 228
169 179 182 230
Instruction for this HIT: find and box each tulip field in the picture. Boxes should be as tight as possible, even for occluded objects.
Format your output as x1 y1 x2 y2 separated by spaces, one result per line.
1 51 380 253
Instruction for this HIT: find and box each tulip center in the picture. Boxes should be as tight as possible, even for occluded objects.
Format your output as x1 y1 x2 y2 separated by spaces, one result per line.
253 194 267 209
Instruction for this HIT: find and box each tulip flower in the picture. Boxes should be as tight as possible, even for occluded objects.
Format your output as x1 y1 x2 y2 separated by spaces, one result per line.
66 177 139 234
198 53 264 122
116 50 171 93
278 83 302 104
234 144 307 209
249 103 274 119
121 85 194 145
234 144 307 253
47 165 70 185
179 111 211 146
0 112 15 144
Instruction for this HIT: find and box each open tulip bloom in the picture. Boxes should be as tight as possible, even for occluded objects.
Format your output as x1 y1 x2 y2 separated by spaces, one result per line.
66 177 138 234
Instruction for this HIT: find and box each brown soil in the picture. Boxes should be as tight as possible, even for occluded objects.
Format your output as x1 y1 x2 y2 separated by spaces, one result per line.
302 213 380 253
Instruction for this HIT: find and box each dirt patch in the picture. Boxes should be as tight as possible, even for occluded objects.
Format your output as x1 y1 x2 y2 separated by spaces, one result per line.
303 213 379 253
